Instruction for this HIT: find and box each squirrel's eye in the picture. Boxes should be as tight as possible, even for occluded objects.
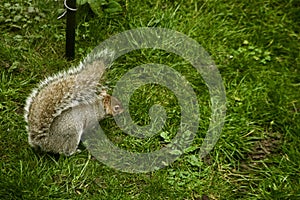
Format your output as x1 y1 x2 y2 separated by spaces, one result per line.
114 105 120 111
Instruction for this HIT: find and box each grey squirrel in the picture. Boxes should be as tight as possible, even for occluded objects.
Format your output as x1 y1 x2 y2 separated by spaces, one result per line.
24 49 123 156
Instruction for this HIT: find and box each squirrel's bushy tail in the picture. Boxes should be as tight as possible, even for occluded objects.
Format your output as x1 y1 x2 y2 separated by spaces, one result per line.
69 47 115 106
81 47 115 67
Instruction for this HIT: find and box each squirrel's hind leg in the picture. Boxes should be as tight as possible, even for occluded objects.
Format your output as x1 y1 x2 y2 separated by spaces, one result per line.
61 128 83 156
47 108 84 156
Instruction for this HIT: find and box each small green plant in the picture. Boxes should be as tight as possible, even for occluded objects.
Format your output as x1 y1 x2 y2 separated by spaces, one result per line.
77 0 123 17
0 1 45 31
231 40 272 65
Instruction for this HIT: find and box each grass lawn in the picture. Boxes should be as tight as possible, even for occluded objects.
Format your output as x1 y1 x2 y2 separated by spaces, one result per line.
1 0 299 199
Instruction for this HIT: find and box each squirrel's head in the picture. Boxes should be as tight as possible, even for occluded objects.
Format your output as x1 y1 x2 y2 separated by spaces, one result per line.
103 94 124 116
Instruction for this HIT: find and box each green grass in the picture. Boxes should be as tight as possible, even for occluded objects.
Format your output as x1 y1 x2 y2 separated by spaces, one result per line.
1 0 299 199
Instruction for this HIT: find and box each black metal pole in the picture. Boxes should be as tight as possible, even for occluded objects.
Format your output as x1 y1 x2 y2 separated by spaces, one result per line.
65 0 76 60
